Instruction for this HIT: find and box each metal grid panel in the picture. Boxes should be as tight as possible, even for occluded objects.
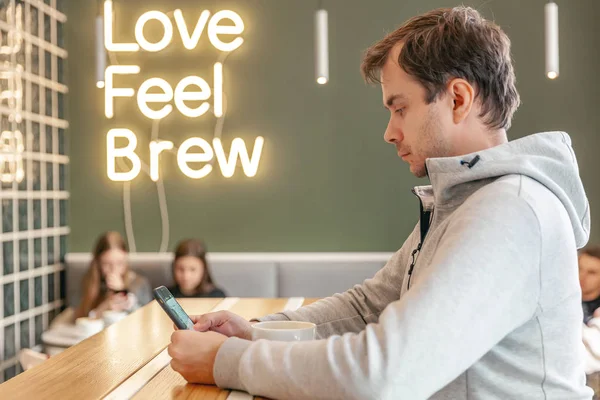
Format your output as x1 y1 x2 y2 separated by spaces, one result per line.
0 0 68 382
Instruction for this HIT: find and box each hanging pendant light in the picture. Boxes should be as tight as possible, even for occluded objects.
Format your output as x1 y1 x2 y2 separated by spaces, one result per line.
545 1 559 79
96 13 106 88
315 7 329 85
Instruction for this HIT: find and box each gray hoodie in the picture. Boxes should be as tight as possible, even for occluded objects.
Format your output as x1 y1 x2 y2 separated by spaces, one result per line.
214 132 594 399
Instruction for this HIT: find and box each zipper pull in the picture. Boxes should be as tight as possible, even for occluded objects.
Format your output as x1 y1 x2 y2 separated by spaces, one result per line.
408 251 417 274
407 242 422 275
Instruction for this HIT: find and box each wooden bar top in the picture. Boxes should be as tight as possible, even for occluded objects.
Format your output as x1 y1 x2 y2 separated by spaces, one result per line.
0 298 320 399
0 298 222 400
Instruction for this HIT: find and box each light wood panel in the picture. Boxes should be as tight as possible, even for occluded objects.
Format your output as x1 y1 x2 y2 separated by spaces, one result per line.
0 299 222 400
0 298 321 399
132 364 230 400
227 298 290 320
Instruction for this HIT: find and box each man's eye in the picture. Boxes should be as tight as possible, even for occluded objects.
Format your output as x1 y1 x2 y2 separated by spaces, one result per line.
395 108 404 115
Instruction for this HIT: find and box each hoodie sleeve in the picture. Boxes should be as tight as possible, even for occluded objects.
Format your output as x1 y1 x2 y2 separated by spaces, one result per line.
254 225 419 338
213 194 542 399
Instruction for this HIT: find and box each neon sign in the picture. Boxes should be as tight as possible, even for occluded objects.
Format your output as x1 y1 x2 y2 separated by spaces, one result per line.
103 1 263 182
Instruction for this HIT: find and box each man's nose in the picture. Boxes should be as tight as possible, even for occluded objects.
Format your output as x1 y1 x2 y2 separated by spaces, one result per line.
384 119 402 144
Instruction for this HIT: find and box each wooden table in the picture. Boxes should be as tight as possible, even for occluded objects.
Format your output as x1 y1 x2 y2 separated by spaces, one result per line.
0 297 319 399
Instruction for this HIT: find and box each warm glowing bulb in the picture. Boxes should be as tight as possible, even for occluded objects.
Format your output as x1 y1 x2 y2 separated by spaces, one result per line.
97 81 105 89
545 2 559 81
317 77 327 85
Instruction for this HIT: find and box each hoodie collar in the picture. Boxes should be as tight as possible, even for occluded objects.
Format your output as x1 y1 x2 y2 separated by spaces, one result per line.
422 132 590 247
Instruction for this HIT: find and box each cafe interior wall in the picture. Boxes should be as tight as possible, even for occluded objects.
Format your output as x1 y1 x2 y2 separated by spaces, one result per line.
67 0 600 255
0 0 68 382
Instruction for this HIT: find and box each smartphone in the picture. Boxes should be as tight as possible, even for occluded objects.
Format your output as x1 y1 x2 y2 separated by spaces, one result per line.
153 286 194 330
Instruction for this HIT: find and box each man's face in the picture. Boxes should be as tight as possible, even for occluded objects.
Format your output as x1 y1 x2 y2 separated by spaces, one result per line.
380 45 454 177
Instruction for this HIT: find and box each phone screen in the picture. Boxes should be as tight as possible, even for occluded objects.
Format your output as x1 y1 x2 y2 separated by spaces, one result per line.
154 286 194 330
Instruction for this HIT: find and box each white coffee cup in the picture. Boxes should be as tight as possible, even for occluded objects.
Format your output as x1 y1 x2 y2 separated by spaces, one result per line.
251 321 316 342
102 310 127 326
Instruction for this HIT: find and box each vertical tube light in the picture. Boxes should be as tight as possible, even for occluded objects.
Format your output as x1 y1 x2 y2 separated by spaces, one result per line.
315 9 329 85
545 2 559 79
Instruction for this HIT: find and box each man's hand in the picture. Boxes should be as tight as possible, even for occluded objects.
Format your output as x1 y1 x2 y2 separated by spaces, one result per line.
189 311 256 340
168 330 228 384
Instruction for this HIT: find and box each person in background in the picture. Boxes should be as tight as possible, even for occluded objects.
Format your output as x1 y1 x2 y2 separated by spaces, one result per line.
74 231 153 319
580 246 600 324
19 231 153 372
168 239 225 298
579 245 600 395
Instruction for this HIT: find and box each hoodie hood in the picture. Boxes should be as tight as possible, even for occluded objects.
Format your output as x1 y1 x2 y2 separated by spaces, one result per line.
425 131 590 248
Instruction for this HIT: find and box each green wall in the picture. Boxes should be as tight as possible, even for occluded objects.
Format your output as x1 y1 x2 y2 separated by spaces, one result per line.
66 0 600 252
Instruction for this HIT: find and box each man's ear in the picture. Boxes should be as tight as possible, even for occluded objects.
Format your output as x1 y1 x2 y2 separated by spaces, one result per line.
447 78 475 124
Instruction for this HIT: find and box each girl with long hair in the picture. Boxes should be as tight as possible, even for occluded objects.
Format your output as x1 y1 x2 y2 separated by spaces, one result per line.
168 239 225 298
74 231 152 319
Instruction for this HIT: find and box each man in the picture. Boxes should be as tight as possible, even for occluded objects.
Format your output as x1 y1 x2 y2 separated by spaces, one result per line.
168 6 593 399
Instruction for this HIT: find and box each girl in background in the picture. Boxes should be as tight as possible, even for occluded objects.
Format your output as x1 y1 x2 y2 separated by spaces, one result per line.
74 231 152 319
168 239 225 298
20 232 153 371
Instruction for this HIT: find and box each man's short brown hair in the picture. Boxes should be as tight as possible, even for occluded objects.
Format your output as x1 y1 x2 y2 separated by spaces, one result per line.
361 6 520 130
